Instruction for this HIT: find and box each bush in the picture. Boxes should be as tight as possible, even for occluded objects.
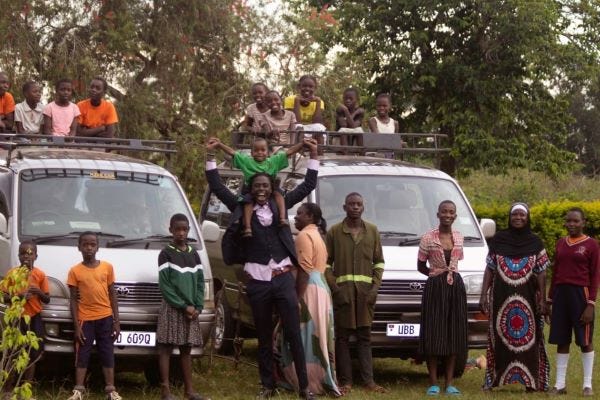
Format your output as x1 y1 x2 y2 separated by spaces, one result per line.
474 200 600 260
0 267 41 400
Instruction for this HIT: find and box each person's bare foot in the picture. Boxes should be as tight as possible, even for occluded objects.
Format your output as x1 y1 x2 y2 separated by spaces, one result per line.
365 383 387 393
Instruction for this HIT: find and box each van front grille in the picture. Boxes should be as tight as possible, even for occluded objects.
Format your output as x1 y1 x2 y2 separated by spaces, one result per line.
378 280 426 295
114 282 162 305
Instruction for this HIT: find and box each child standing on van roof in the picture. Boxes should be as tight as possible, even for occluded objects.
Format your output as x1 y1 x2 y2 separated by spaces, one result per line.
255 90 297 145
77 77 119 138
67 232 121 400
207 136 309 237
15 81 44 134
0 71 15 132
43 79 80 136
157 214 210 400
368 93 399 134
1 241 49 395
336 87 365 146
548 208 599 397
243 82 269 131
284 75 327 140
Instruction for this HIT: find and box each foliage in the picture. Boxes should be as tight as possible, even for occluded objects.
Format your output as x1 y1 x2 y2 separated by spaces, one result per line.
0 0 255 203
474 200 600 260
0 267 41 400
460 169 600 207
303 0 600 176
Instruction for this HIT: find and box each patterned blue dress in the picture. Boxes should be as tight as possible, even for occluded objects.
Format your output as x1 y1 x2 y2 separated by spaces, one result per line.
483 250 550 391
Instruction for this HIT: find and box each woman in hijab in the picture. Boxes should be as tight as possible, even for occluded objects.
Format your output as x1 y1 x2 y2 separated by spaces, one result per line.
479 203 550 392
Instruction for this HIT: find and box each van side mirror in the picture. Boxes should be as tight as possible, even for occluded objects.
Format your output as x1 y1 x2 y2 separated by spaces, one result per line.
0 214 7 235
480 218 496 239
201 220 220 242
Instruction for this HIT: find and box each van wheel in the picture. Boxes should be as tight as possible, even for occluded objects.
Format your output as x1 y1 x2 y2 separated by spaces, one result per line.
212 290 235 355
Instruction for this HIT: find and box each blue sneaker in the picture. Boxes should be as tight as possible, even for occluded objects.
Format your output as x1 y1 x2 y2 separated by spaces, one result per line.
446 385 461 395
426 385 441 396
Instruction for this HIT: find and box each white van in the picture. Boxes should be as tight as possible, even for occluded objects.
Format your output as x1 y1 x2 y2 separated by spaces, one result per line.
201 133 495 376
0 135 215 382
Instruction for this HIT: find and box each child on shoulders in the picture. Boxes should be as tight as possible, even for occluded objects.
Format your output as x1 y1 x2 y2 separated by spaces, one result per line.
207 136 310 237
66 232 121 400
15 81 44 134
255 90 297 145
0 71 15 132
43 79 80 137
1 241 50 396
243 82 269 132
157 214 210 400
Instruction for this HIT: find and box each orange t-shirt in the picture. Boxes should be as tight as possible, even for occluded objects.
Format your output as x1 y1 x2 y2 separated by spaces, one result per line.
3 266 49 317
67 261 115 321
77 99 119 128
0 92 15 116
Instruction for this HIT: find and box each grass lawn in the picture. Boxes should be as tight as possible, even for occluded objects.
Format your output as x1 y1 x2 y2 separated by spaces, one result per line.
29 314 600 399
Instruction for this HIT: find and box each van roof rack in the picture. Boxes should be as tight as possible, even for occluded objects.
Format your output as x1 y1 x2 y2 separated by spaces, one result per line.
231 130 449 154
0 134 176 167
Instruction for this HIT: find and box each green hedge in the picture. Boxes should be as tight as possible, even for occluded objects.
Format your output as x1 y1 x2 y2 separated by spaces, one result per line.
474 200 600 260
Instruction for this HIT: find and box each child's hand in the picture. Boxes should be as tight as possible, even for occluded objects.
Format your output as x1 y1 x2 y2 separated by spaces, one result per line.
303 138 318 155
27 286 43 297
74 326 86 345
580 304 594 324
206 137 221 151
185 305 196 319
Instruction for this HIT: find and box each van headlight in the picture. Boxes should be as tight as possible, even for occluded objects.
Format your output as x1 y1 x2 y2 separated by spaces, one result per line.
48 277 69 298
462 274 484 295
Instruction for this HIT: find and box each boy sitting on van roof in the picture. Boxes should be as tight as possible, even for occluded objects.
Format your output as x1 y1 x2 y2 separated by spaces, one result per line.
77 77 119 138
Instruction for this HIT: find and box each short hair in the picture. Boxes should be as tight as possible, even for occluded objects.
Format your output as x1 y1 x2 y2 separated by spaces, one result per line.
344 87 360 98
249 172 275 189
376 93 392 102
299 75 317 85
55 78 72 90
22 81 38 94
170 213 189 227
78 231 98 244
265 90 281 99
438 200 456 211
567 207 585 220
19 240 37 253
345 192 362 203
251 82 268 92
252 137 268 148
91 76 108 91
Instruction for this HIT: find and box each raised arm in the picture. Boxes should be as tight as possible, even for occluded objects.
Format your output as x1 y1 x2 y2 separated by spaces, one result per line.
205 139 238 211
285 140 305 156
208 137 236 157
284 139 319 208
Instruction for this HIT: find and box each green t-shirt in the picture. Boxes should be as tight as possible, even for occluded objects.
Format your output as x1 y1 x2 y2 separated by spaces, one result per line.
233 151 289 184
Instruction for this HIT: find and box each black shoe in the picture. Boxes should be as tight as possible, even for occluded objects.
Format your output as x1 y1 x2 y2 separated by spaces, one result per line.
299 389 316 400
256 387 276 399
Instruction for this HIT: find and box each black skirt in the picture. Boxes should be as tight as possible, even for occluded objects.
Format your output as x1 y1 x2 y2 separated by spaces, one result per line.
418 272 468 356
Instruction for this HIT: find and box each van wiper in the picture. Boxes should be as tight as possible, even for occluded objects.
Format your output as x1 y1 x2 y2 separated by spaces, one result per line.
397 236 423 246
107 234 197 248
33 231 125 244
379 231 418 237
464 236 482 241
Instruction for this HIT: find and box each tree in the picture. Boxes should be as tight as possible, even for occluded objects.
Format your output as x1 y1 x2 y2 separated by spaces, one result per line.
0 0 254 203
304 0 600 176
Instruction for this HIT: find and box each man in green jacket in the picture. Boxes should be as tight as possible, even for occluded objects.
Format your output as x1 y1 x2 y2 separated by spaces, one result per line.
325 192 386 394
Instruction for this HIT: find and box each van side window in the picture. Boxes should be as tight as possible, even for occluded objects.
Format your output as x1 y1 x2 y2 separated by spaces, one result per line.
0 193 8 220
205 176 241 229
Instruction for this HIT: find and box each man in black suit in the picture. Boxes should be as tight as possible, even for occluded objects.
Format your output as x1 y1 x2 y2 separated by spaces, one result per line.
205 138 318 400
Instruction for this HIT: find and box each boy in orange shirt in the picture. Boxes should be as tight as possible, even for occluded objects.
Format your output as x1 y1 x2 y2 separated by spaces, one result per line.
0 71 15 132
1 241 49 390
67 232 121 400
76 77 119 138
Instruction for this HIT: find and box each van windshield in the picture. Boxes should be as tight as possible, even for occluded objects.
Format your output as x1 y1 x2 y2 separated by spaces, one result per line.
318 175 481 239
19 169 199 243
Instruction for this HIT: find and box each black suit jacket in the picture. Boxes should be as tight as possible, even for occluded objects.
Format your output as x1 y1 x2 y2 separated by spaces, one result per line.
206 166 318 265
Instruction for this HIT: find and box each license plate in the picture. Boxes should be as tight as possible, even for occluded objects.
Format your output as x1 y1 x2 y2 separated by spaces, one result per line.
386 323 420 337
114 331 156 347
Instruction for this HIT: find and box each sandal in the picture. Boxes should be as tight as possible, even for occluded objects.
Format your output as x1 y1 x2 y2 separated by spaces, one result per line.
426 385 441 396
446 385 461 395
338 385 352 395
